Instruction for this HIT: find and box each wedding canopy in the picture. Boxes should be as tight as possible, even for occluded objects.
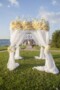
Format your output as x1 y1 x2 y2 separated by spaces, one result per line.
7 17 59 74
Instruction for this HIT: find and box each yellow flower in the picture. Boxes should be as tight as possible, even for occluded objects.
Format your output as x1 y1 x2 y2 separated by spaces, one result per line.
10 21 16 30
37 22 43 29
22 20 27 30
32 20 39 30
10 21 22 30
15 21 22 30
10 18 50 31
45 45 50 53
7 46 15 52
39 19 49 31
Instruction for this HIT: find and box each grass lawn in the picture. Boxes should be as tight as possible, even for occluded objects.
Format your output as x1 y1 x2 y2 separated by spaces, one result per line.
0 50 60 90
0 45 60 51
0 46 8 51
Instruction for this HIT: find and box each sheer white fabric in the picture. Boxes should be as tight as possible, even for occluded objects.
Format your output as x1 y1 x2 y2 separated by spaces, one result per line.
35 47 45 59
7 29 59 74
33 30 59 74
15 46 23 60
7 30 25 70
35 31 49 59
14 30 26 59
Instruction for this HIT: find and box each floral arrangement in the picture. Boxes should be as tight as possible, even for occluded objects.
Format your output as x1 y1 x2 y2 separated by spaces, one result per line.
45 45 50 53
10 21 22 30
39 19 49 30
22 21 33 30
7 46 15 52
32 20 39 30
10 18 49 31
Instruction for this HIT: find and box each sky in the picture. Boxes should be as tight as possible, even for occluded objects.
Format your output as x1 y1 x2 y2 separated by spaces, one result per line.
0 0 60 39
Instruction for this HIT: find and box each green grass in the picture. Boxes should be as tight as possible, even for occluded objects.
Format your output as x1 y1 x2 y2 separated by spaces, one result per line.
0 50 60 90
51 47 60 50
0 45 60 51
0 46 8 51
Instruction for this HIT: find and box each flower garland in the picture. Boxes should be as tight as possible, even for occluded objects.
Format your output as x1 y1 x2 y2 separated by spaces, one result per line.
10 21 22 30
10 19 49 31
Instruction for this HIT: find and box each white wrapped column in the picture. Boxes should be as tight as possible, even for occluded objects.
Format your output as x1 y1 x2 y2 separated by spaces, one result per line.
35 46 45 59
7 30 22 70
7 46 19 70
38 31 49 60
38 30 47 59
14 30 26 59
35 30 46 60
44 49 59 74
39 46 45 59
33 30 59 74
7 30 26 70
15 46 23 59
32 30 45 59
44 31 59 74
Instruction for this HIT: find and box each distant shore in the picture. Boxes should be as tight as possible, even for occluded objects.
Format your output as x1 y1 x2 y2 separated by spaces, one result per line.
0 39 10 46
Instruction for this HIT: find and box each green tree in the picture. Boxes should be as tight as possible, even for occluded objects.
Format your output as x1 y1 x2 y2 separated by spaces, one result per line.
51 30 60 48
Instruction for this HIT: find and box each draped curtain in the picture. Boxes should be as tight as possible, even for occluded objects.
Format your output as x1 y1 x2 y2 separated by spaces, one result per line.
7 29 59 74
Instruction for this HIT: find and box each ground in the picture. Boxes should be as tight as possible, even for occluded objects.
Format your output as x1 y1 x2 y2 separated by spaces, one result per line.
0 50 60 90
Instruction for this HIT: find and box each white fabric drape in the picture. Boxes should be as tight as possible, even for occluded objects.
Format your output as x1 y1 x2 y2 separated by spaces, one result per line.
15 46 23 60
35 31 49 59
7 29 59 74
39 46 45 59
33 30 59 74
15 30 26 59
7 30 25 70
34 31 46 59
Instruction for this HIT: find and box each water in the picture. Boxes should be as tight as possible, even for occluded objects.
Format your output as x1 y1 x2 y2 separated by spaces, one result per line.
0 39 10 46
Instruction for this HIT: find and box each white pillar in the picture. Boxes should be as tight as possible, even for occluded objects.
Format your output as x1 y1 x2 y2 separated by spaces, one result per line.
15 46 23 59
35 47 45 59
7 29 23 70
33 30 59 74
44 47 59 74
7 46 19 70
39 46 45 59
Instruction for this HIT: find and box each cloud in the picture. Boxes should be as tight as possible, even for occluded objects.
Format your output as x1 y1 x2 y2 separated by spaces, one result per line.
38 6 60 24
7 5 11 8
8 0 19 6
51 0 60 6
52 0 57 5
0 3 3 7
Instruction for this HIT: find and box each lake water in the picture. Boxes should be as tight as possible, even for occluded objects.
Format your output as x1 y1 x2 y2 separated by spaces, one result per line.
0 39 10 46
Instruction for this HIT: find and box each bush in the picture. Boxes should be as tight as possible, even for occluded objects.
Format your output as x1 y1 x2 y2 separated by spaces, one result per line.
51 30 60 48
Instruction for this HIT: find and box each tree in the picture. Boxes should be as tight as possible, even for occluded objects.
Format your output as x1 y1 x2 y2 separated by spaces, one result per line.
51 30 60 48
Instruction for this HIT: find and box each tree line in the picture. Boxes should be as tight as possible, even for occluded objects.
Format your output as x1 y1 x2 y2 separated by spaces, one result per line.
51 30 60 48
